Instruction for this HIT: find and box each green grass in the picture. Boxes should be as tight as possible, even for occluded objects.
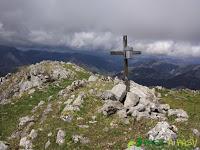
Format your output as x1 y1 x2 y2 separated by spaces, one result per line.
1 67 200 150
0 79 73 141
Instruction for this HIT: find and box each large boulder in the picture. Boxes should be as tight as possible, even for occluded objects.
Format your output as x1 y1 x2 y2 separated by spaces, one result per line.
110 83 126 102
130 81 156 102
124 92 140 108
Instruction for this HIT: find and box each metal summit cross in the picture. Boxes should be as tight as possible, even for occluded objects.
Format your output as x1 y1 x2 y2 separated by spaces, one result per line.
110 35 141 92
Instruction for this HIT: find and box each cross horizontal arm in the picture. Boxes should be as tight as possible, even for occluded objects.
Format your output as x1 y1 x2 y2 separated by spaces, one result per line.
110 51 124 55
132 51 141 55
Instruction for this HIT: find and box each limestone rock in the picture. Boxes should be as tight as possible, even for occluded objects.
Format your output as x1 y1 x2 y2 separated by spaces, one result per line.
19 116 34 127
56 129 66 145
29 129 37 140
61 115 73 123
100 91 116 101
110 83 126 102
99 100 123 116
124 92 140 108
0 141 8 150
168 109 189 122
45 140 51 149
72 135 90 144
19 136 32 149
159 104 170 111
117 109 127 118
147 121 177 142
192 129 200 137
73 92 86 107
88 75 98 82
130 81 156 102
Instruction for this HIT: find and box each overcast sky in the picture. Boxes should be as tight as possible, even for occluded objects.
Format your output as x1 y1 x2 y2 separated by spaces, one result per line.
0 0 200 57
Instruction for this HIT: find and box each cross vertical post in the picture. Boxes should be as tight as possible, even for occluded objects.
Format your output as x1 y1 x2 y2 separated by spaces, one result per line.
110 35 141 92
123 35 129 91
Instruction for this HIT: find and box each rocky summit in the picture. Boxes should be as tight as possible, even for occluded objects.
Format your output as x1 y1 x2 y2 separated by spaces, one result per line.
0 61 200 150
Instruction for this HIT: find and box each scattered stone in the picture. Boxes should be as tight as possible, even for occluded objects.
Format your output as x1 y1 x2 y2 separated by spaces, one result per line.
147 121 177 142
59 80 87 98
37 101 45 107
168 109 189 122
78 125 89 128
89 120 97 124
110 121 118 128
40 104 52 123
110 83 126 102
91 116 96 120
124 92 140 108
45 140 51 149
175 118 188 122
157 93 162 98
20 122 35 138
72 135 90 144
61 115 73 123
28 89 35 95
48 96 53 101
100 91 116 101
168 109 189 118
32 101 45 112
0 141 8 150
56 129 66 145
99 100 123 116
77 117 84 120
192 129 200 137
29 129 37 140
73 92 86 107
159 104 170 111
19 116 34 127
48 132 52 137
88 89 95 95
19 136 32 149
88 75 98 82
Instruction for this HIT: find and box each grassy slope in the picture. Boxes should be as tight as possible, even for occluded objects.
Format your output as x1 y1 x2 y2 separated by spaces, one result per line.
1 64 200 150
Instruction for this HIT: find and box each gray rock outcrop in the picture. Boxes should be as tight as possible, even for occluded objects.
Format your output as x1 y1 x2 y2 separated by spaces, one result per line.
147 121 177 142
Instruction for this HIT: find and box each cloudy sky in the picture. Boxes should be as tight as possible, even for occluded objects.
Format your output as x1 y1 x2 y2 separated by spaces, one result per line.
0 0 200 57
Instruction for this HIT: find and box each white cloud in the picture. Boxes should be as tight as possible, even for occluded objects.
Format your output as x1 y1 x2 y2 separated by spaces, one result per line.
134 41 200 57
68 32 120 50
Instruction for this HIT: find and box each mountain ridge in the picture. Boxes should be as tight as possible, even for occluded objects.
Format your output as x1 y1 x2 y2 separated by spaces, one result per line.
0 61 200 149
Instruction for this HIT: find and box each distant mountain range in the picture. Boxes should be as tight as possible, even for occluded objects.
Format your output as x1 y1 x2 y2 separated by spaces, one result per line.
1 45 200 90
0 45 122 76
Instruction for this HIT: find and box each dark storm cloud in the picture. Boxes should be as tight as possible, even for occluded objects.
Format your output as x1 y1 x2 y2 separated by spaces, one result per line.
0 0 200 57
